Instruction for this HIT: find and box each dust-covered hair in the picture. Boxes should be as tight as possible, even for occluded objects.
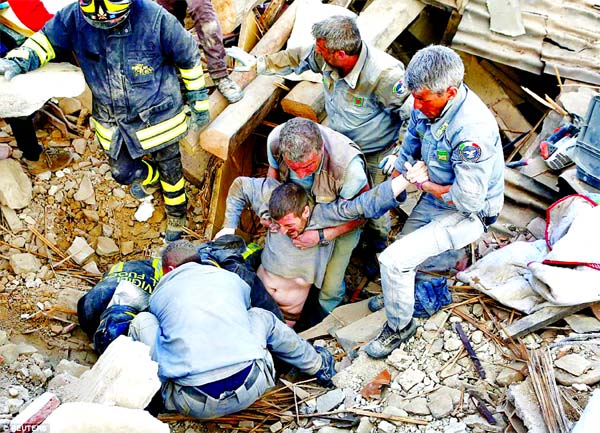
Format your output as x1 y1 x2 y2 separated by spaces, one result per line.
311 15 362 56
269 183 309 221
279 118 323 162
405 45 464 94
161 240 198 271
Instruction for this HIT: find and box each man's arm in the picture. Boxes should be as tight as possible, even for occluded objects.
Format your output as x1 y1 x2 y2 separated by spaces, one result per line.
257 45 321 76
310 162 427 227
217 177 280 237
292 157 369 249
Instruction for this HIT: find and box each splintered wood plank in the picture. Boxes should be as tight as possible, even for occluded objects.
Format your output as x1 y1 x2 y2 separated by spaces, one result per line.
503 304 593 340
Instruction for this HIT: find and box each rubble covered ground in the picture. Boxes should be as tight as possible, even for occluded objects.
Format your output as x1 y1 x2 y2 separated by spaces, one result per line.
1 98 599 433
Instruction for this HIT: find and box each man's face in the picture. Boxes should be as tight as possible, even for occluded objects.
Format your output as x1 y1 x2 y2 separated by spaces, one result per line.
285 150 321 179
275 206 311 239
412 86 457 120
315 39 341 68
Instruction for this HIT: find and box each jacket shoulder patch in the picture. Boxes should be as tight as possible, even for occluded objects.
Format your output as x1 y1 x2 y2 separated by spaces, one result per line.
459 142 482 162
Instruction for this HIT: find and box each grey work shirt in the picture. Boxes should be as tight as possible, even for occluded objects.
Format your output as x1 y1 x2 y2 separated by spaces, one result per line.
258 43 410 153
394 85 504 218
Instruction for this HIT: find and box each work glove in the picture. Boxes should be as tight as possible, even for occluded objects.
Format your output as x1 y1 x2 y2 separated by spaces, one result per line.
0 57 24 81
378 146 400 175
404 160 428 184
225 47 257 72
314 346 336 388
187 89 210 130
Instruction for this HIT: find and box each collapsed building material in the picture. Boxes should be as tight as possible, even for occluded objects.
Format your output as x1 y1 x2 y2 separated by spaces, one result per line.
460 53 532 142
504 304 593 340
214 0 263 34
280 0 425 121
0 159 32 210
528 347 571 433
61 336 160 409
454 322 486 379
41 402 169 433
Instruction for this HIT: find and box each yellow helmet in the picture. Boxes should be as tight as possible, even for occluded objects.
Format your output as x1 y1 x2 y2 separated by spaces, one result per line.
79 0 132 29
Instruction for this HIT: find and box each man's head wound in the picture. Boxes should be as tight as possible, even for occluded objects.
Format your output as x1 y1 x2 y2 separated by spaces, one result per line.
269 183 310 221
280 118 323 163
312 15 361 56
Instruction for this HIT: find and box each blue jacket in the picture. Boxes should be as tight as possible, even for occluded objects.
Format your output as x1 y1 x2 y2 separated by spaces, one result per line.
7 0 207 159
394 85 504 218
150 263 265 386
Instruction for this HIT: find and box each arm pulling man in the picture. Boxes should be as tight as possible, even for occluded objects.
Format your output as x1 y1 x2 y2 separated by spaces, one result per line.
364 45 505 359
266 117 368 313
129 240 336 419
227 15 411 257
215 161 428 326
0 0 210 241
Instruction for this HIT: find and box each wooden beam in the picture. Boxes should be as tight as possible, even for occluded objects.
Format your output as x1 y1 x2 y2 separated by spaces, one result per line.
213 0 261 34
460 53 532 141
503 304 593 340
280 0 425 122
182 1 298 181
200 75 285 159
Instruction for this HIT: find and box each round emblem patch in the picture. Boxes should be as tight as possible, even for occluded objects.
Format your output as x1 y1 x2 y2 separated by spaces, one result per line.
459 142 482 162
392 79 405 95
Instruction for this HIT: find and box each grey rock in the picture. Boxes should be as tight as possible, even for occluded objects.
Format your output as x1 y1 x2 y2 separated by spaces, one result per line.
318 428 349 433
72 138 87 154
82 261 101 275
10 253 41 275
428 387 460 419
471 330 483 345
444 338 462 352
565 314 600 334
316 389 345 413
356 417 373 433
58 97 82 115
507 378 549 433
269 421 283 433
395 368 425 392
555 361 600 386
402 397 430 415
16 342 37 355
0 330 7 346
382 407 408 425
73 175 95 205
386 349 415 371
463 414 503 432
7 398 23 414
496 363 525 386
439 364 461 379
555 354 592 377
377 420 395 433
430 339 444 354
96 237 119 256
424 311 447 331
82 209 99 222
0 343 19 364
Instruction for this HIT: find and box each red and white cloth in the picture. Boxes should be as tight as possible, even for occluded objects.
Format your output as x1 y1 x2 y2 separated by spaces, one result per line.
7 0 75 31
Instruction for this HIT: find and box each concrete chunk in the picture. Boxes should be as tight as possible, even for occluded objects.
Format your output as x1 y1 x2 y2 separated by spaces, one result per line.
565 314 600 334
67 237 95 265
1 206 24 232
95 237 119 257
333 310 386 352
10 253 41 275
40 402 169 433
0 160 32 209
62 336 160 409
555 354 592 377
